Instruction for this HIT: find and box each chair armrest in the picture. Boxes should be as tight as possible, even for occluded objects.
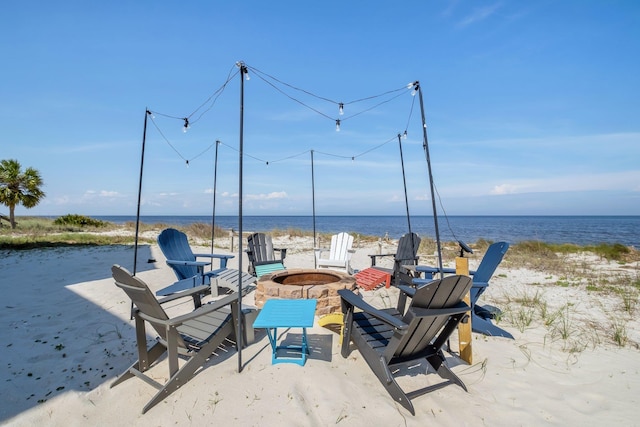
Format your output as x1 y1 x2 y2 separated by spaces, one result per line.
415 265 478 277
193 253 235 260
415 266 456 274
204 267 227 278
396 284 417 298
193 253 234 269
472 281 488 289
167 292 238 325
140 292 239 327
414 265 455 280
274 248 287 260
156 285 210 305
165 259 210 268
338 289 408 331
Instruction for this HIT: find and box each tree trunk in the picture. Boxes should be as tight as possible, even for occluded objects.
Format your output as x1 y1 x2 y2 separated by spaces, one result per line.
9 205 16 229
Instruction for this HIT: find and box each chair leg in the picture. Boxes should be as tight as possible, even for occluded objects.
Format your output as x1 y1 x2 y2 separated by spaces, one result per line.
111 341 166 388
426 352 467 392
368 356 415 415
381 372 415 415
340 309 353 358
142 322 234 414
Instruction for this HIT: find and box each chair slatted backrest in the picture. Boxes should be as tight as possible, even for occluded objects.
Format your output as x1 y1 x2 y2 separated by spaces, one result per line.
390 275 472 359
247 233 276 264
111 265 188 349
329 232 353 261
396 232 421 265
157 228 198 280
473 242 509 283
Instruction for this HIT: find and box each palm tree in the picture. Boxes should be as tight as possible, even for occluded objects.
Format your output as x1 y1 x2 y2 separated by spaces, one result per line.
0 159 45 229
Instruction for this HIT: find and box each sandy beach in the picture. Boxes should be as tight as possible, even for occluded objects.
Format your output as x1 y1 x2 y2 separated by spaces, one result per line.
1 234 639 426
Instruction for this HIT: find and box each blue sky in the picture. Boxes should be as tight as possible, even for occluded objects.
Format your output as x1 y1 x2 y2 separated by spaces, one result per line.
2 1 639 217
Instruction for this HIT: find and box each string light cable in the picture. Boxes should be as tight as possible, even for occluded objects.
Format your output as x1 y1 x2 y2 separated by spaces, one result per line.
148 113 215 166
245 64 413 128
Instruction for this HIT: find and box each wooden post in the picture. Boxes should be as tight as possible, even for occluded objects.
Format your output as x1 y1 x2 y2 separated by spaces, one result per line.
456 256 472 364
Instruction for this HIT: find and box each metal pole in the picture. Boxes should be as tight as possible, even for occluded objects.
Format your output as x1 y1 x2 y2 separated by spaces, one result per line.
210 140 220 263
416 82 444 275
237 63 246 372
133 109 149 276
131 109 149 319
397 133 412 236
311 150 317 266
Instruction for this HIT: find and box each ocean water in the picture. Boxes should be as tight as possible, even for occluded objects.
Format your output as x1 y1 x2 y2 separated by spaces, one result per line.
93 215 640 248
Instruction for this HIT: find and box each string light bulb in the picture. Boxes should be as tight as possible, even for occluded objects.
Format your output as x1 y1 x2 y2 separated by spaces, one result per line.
408 81 419 96
339 103 344 115
236 61 250 80
403 130 408 140
335 119 341 132
183 118 190 133
185 160 190 168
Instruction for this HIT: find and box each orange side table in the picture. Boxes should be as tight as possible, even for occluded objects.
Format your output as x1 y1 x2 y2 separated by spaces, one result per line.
354 267 391 290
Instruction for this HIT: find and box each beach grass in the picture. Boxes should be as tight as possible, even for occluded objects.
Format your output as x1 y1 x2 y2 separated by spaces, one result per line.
3 216 638 261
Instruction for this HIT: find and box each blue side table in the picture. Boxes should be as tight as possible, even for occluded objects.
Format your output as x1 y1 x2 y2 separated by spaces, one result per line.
253 299 317 366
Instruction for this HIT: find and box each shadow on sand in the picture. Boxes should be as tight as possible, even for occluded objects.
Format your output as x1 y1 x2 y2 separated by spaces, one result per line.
0 244 170 421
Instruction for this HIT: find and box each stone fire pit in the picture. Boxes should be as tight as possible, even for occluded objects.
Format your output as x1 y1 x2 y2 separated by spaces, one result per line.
255 269 357 316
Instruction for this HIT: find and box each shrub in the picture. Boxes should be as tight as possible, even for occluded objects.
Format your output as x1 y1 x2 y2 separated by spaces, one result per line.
53 214 107 228
587 243 631 262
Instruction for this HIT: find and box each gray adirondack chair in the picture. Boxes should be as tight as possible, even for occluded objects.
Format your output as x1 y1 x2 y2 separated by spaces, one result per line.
245 233 287 277
369 232 421 287
338 275 473 415
111 265 239 414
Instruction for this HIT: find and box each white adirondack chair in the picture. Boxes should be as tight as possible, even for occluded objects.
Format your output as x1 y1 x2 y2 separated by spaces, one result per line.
314 232 355 274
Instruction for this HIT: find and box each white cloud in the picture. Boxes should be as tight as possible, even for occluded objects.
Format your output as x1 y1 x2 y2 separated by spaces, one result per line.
246 191 288 201
457 3 502 28
490 184 519 195
440 170 640 198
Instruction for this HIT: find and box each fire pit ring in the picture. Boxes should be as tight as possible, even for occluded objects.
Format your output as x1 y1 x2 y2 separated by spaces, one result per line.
255 269 357 316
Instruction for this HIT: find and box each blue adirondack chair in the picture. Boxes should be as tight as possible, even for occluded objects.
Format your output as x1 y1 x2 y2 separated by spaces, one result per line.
413 241 512 338
157 228 234 285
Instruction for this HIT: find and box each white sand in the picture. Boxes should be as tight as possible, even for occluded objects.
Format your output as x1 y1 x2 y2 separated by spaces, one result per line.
1 236 639 426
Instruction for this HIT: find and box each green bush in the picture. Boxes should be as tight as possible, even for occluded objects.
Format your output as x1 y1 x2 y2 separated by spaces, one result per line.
587 243 630 262
53 214 107 228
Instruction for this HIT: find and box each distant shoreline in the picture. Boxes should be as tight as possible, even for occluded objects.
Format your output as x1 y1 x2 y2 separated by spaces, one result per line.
19 214 640 247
